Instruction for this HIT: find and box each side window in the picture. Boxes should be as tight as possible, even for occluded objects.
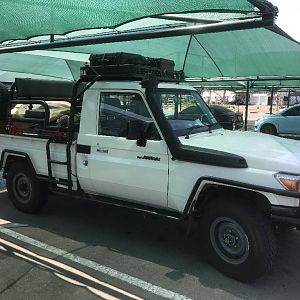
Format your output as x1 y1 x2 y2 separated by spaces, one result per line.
98 92 160 140
284 106 300 117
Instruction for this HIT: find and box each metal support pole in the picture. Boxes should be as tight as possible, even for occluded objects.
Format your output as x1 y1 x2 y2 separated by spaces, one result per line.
50 34 55 43
269 86 274 114
244 81 250 131
287 89 291 107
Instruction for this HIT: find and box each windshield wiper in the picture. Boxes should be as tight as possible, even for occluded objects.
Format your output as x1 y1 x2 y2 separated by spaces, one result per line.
185 124 204 139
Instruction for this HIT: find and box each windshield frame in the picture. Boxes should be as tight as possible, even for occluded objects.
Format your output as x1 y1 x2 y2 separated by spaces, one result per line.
156 88 221 137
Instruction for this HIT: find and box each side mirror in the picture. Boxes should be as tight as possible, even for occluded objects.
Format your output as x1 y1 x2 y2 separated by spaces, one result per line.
126 120 143 138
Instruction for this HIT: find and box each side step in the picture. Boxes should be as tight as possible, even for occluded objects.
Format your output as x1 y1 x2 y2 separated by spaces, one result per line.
51 188 183 221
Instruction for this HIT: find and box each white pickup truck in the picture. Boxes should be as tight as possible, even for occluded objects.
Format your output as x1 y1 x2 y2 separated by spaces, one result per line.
0 53 299 282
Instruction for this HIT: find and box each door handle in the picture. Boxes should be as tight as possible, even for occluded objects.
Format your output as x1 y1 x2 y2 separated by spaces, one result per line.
82 160 88 166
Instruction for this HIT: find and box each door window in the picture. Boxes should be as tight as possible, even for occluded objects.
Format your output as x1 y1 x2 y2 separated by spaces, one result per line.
98 92 160 140
283 106 300 117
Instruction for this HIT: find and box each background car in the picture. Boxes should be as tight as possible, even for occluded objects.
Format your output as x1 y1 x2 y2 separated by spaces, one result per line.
209 105 244 130
255 104 300 135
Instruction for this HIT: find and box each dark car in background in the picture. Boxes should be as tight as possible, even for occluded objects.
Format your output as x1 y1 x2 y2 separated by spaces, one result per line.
209 105 244 130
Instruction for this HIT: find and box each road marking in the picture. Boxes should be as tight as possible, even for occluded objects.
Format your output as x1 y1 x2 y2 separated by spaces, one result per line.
0 218 10 225
1 238 137 300
0 226 192 300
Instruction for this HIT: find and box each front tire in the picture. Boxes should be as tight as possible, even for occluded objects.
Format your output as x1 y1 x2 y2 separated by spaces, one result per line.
7 162 47 213
261 124 277 135
201 198 276 281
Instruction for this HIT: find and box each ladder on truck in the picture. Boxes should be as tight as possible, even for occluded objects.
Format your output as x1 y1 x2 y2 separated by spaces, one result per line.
46 137 73 189
45 92 84 190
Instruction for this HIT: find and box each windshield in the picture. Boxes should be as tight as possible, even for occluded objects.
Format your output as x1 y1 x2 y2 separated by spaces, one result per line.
157 89 220 137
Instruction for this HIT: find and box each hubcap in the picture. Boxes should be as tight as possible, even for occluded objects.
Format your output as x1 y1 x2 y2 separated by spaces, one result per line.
13 173 32 204
210 217 249 264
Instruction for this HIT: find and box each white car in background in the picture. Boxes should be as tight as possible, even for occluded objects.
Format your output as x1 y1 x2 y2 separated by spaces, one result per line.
255 104 300 135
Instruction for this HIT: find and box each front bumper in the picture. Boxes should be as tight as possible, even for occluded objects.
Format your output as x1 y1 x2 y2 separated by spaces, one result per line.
271 205 300 226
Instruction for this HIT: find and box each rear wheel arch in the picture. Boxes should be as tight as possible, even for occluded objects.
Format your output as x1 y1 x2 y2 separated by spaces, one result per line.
1 151 36 178
6 160 47 213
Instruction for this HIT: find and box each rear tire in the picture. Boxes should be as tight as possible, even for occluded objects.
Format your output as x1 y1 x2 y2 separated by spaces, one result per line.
261 124 277 135
201 198 276 281
7 162 47 213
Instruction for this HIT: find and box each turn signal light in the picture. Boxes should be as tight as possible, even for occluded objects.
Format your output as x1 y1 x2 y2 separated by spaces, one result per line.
275 173 300 192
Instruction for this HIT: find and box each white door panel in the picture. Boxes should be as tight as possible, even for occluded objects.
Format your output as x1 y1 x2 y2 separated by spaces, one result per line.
88 136 169 207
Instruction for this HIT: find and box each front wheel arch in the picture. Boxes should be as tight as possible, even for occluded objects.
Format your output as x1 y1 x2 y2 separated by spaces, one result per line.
194 184 272 218
260 123 277 135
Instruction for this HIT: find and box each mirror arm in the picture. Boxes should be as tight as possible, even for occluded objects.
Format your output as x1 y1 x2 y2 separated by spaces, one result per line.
137 137 147 147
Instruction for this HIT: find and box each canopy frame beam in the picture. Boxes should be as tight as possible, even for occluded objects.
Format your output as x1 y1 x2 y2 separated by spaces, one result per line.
0 15 274 54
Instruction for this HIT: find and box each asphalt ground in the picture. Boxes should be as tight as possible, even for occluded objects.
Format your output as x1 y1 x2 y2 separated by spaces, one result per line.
1 188 300 300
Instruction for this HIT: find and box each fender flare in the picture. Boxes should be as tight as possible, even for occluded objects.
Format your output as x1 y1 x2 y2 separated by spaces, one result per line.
183 176 300 218
0 149 37 176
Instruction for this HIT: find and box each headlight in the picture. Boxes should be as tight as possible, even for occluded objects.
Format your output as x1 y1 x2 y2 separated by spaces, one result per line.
275 173 300 192
255 118 262 125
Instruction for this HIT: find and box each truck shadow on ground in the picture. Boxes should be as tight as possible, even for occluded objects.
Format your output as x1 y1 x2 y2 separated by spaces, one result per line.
1 192 300 300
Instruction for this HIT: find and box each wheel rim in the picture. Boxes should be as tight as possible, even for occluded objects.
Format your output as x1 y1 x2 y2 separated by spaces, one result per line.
12 172 32 204
210 217 250 265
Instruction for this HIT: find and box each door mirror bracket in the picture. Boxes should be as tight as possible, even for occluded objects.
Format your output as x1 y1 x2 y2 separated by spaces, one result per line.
137 137 147 147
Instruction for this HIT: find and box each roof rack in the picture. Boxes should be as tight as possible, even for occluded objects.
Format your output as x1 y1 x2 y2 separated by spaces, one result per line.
80 52 184 82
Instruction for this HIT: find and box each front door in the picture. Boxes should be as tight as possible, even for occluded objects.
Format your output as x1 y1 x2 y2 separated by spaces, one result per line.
78 90 169 208
279 106 300 134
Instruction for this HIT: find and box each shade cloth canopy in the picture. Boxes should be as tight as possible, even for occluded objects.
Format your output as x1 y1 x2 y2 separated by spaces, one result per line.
56 26 300 79
1 24 300 86
0 52 86 80
0 0 276 44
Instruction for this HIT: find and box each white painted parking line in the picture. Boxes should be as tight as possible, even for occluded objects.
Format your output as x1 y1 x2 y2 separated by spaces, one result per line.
0 218 10 225
0 238 140 300
0 226 192 300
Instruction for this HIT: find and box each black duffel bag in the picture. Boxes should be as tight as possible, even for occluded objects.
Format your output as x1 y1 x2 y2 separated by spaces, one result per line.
89 52 146 66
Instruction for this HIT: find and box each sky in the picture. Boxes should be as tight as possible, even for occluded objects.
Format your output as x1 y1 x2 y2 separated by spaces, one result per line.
271 0 300 41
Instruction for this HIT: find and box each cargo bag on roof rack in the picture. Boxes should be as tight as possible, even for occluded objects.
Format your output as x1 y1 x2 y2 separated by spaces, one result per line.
147 57 175 72
89 52 146 66
81 52 181 82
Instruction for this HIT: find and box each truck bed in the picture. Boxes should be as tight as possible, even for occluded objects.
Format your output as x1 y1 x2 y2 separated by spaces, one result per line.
0 134 75 182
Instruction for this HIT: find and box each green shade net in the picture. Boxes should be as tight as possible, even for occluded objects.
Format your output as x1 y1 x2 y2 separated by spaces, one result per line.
0 53 84 80
57 26 300 79
0 0 273 43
